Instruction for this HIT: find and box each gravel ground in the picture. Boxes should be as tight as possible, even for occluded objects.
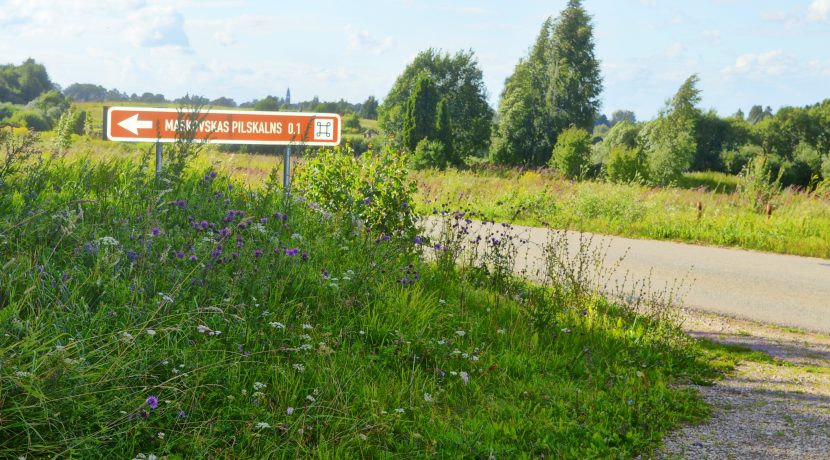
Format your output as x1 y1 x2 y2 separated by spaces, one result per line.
652 308 830 459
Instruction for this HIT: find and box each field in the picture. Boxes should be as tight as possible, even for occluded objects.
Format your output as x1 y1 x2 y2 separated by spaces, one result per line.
0 131 728 458
415 167 830 259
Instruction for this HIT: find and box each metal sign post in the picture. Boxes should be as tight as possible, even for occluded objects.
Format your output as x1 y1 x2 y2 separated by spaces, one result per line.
283 145 291 193
155 141 162 180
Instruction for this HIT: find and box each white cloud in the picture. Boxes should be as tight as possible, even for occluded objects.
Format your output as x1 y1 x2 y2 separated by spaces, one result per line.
721 50 797 77
665 42 684 57
126 5 190 49
702 29 721 45
344 25 393 55
807 0 830 21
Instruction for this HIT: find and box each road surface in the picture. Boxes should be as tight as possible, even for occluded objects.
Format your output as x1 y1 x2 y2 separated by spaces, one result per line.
423 217 830 334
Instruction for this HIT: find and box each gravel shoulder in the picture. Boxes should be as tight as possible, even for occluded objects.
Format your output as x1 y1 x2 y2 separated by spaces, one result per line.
653 308 830 459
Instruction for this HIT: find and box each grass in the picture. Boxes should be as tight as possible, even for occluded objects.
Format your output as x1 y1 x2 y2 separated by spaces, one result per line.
0 133 723 458
414 167 830 259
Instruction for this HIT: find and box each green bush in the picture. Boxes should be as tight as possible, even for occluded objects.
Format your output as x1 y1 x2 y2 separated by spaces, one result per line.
342 112 362 133
9 110 51 131
549 126 591 179
412 138 448 170
738 155 783 212
605 145 648 183
722 144 763 175
593 120 640 165
294 145 416 233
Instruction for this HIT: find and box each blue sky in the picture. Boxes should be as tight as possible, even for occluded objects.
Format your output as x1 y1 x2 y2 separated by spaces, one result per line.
1 0 828 120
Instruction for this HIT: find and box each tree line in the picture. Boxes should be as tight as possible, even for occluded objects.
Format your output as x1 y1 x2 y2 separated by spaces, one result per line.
376 0 829 187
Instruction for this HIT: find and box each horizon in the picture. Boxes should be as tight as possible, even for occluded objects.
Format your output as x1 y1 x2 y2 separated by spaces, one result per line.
1 0 829 120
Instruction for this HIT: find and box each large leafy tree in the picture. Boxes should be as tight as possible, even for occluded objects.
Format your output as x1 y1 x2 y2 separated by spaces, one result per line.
379 48 493 156
639 74 701 184
491 0 602 166
0 58 54 105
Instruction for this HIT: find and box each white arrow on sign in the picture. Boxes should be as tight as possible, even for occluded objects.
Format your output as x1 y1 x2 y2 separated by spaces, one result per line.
118 114 153 135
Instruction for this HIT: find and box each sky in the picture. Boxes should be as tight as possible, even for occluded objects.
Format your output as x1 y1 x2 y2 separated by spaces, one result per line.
1 0 828 121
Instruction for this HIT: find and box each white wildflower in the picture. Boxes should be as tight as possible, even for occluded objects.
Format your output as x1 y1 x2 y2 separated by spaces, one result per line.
423 392 433 402
359 330 365 335
298 344 313 351
358 433 368 441
252 223 267 233
286 406 294 415
98 236 120 246
292 363 305 373
299 334 312 341
306 395 316 402
455 330 466 337
497 328 506 334
395 408 405 414
459 371 469 385
157 432 165 439
291 233 304 241
252 391 265 399
15 371 30 378
121 331 134 341
54 344 65 352
146 329 156 336
560 328 571 334
301 323 313 330
255 422 271 429
253 382 266 391
439 299 446 304
269 322 286 329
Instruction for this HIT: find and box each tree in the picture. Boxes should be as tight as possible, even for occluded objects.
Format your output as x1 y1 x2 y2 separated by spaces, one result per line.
211 97 237 107
402 74 438 152
549 126 591 179
379 48 493 156
693 111 751 171
361 95 379 119
491 0 602 166
593 120 640 165
63 83 108 102
343 112 362 132
610 109 636 125
639 74 701 184
0 58 55 104
747 105 771 124
435 97 456 165
254 95 283 111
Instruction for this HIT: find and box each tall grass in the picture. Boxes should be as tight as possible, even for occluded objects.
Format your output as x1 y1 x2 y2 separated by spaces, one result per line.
0 134 717 458
415 167 830 259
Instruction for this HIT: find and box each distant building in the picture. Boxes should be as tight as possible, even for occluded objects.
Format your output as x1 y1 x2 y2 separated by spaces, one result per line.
285 88 291 107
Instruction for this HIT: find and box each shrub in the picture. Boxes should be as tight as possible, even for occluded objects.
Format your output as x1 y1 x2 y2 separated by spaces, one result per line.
722 144 763 175
342 112 362 133
412 138 448 170
593 120 640 165
294 145 416 233
605 145 648 183
549 126 591 179
9 110 51 131
738 155 783 212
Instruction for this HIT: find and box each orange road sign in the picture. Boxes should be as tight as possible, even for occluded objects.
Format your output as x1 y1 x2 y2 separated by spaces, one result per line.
103 106 341 146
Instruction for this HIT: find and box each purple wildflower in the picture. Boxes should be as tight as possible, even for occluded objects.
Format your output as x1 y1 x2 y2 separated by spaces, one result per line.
210 171 217 179
301 251 309 261
322 268 329 278
177 410 187 418
284 248 300 257
219 228 231 238
254 249 263 258
362 197 371 205
151 227 161 237
146 395 159 410
175 251 185 259
414 236 423 245
189 255 198 261
200 220 209 230
260 217 268 223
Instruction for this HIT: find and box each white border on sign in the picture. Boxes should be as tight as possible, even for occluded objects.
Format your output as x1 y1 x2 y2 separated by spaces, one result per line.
104 106 342 146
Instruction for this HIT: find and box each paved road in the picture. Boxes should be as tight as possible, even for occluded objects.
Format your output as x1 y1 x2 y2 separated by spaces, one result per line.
423 218 830 334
